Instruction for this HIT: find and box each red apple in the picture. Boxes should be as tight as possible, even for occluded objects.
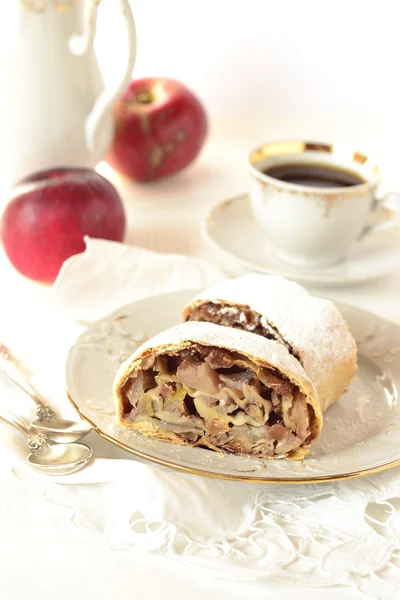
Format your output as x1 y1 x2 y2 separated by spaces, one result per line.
107 77 208 181
1 167 126 284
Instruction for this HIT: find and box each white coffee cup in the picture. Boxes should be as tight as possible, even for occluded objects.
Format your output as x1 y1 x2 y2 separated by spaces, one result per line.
249 140 400 268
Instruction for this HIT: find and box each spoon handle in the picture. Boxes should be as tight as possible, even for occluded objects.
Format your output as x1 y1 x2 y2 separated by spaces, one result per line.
0 410 31 437
0 344 55 420
0 410 49 451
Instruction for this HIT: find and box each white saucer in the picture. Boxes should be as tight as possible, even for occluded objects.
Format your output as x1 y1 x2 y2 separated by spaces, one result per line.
203 194 400 285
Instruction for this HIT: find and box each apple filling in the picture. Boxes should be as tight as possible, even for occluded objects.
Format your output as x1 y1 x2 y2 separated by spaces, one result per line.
120 344 315 457
186 302 296 356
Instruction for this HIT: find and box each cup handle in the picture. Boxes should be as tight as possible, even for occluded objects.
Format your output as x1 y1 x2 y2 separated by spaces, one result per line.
358 192 400 240
69 0 137 156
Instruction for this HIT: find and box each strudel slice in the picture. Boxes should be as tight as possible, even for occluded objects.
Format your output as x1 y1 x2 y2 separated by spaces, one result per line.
183 274 357 412
114 321 321 460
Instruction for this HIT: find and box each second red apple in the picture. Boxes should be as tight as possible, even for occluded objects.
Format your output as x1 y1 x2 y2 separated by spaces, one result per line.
1 168 126 284
107 77 208 182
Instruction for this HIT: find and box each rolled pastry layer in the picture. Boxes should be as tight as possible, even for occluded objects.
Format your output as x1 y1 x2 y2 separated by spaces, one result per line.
114 321 321 460
182 274 357 413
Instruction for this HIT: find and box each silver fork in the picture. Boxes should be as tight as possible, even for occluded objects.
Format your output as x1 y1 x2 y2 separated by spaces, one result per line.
0 343 91 443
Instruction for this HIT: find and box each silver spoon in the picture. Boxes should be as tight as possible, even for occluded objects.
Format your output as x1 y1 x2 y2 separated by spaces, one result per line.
0 410 92 475
0 343 91 443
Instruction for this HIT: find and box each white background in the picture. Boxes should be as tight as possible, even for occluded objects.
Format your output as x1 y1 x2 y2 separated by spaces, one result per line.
96 0 400 181
98 0 400 120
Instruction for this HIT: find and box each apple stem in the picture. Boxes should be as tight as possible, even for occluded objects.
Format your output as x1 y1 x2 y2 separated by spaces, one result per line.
135 91 154 105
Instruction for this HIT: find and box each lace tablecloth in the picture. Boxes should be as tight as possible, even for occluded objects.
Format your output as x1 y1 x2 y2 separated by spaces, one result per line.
0 237 399 600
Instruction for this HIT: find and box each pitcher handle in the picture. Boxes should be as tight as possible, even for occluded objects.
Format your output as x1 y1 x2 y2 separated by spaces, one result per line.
69 0 136 155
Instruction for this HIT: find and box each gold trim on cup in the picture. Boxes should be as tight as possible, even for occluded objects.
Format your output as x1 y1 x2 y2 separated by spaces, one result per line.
249 140 380 196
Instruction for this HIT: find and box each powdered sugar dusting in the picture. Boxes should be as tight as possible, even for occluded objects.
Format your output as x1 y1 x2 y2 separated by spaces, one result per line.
183 274 357 412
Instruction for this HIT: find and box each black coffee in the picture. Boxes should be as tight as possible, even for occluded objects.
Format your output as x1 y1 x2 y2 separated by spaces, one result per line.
263 163 365 188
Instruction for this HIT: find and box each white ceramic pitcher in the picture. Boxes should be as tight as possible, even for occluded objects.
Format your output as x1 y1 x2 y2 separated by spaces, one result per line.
0 0 136 189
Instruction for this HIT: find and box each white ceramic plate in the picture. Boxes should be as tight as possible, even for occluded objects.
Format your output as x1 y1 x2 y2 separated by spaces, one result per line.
66 290 400 483
203 194 400 285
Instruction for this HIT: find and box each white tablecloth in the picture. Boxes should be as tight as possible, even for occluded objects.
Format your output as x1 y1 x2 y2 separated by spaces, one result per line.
1 117 399 600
